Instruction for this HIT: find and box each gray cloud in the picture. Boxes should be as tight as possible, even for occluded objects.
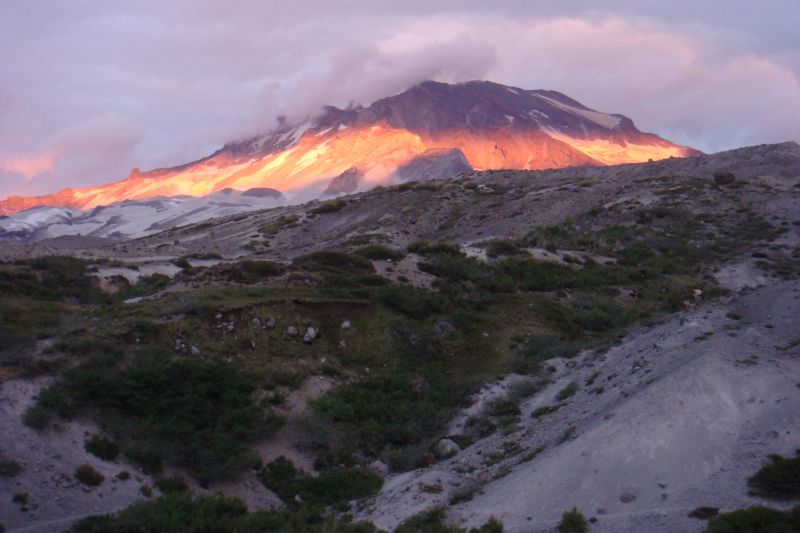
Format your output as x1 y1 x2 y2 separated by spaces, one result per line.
0 0 798 197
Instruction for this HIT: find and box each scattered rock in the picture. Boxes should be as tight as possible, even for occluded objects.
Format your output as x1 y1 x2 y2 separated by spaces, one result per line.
436 438 461 458
620 493 636 503
303 327 318 344
341 319 352 330
367 460 389 476
265 317 277 329
190 345 200 356
285 326 299 339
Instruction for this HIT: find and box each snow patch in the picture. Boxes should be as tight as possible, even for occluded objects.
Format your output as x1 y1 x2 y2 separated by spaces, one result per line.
535 94 621 130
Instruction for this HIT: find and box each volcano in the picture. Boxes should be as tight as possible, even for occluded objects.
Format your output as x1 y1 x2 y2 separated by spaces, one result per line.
0 80 699 215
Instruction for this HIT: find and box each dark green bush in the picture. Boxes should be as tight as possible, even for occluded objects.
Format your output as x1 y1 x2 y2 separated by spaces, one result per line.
71 494 379 533
407 241 462 257
704 505 800 533
215 260 284 283
292 251 375 276
312 375 470 468
257 457 382 505
310 199 347 214
558 508 588 533
0 458 21 477
75 464 105 486
85 435 120 461
155 476 188 494
747 454 800 499
555 382 579 402
395 508 503 533
354 245 406 261
37 355 284 483
375 285 447 319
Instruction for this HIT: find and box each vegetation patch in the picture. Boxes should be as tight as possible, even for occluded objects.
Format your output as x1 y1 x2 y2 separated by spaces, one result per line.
558 508 588 533
703 505 800 533
71 494 379 533
75 464 105 486
32 353 284 483
747 453 800 500
84 434 120 461
395 508 502 533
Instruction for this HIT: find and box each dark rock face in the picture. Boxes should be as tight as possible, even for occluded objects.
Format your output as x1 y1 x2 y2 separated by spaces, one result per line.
393 148 472 182
241 187 282 199
323 167 363 196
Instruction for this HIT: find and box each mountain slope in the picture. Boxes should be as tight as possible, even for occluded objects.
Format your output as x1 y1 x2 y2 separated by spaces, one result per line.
0 80 699 215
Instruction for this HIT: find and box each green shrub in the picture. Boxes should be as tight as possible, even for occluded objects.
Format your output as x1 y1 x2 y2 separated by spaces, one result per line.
354 245 406 261
704 505 800 533
155 476 188 494
747 454 800 499
85 435 120 461
555 382 579 402
311 375 471 469
375 285 447 318
258 457 382 505
37 355 284 483
407 241 462 257
485 240 525 258
689 507 719 519
214 260 284 283
310 199 347 214
395 508 503 533
292 251 375 276
558 508 588 533
71 494 379 532
75 464 105 486
22 403 51 430
0 458 21 477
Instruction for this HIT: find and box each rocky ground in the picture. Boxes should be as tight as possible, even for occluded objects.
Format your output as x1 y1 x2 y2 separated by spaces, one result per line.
0 142 798 532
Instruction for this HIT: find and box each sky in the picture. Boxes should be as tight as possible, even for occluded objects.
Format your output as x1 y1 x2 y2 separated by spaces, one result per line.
1 0 799 198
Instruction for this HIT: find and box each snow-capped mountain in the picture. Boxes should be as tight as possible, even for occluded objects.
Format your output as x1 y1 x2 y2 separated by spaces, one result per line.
0 188 283 242
0 80 698 219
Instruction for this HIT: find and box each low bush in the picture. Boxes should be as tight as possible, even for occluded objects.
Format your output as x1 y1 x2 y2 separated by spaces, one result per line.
257 457 383 505
310 199 347 215
747 453 800 499
35 354 284 483
155 476 188 494
0 458 21 477
407 241 462 257
704 505 800 533
85 435 120 461
214 260 284 283
558 508 588 533
75 464 105 486
292 251 375 276
395 508 503 533
555 382 579 402
354 245 406 261
71 494 379 533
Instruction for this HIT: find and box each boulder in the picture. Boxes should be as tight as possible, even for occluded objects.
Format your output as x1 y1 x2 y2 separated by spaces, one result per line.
303 327 318 344
341 319 352 330
436 438 461 458
367 460 389 476
285 326 299 339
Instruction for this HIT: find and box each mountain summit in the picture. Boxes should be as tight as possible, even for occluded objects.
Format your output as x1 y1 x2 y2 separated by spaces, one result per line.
0 81 698 214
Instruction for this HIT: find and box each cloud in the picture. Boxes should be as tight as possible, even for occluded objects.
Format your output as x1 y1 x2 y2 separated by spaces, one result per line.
0 1 798 198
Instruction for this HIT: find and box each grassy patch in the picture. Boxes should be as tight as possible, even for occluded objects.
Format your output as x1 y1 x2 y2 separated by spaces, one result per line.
354 245 406 261
310 199 347 215
395 508 502 533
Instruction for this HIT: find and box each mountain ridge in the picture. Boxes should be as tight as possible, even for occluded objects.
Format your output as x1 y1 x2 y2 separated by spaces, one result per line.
0 80 699 215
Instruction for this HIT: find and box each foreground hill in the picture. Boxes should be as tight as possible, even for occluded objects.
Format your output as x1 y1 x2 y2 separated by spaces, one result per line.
0 142 797 533
0 80 698 216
